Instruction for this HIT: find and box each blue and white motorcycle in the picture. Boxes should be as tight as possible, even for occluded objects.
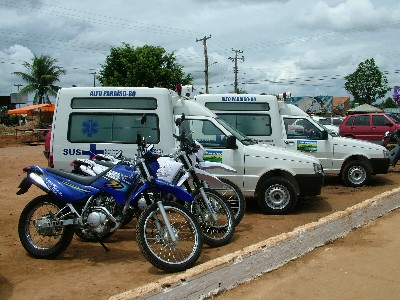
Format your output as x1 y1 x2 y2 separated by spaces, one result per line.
17 131 203 273
73 135 245 227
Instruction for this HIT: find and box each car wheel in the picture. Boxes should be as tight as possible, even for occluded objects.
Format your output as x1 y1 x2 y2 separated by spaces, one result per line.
257 177 297 215
341 160 372 187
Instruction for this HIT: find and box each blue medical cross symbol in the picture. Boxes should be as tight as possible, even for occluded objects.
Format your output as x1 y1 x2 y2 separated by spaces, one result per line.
82 144 105 159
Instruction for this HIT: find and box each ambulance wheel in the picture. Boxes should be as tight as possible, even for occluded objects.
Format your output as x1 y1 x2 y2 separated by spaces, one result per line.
257 177 297 215
341 160 372 187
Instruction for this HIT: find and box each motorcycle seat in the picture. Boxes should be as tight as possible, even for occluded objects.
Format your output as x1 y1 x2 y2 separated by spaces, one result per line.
46 167 108 185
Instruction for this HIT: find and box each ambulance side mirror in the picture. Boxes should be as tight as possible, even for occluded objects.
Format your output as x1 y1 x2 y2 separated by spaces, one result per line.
321 130 328 140
226 136 238 149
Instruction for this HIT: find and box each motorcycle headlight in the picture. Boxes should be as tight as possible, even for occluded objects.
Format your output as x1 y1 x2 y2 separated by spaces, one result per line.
313 163 324 174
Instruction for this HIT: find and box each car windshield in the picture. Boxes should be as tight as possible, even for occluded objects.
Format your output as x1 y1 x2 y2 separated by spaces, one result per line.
331 118 343 126
320 124 339 136
216 117 257 145
387 114 400 123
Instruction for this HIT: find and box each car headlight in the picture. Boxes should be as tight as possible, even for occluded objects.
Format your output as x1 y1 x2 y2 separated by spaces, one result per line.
314 163 324 174
383 149 389 158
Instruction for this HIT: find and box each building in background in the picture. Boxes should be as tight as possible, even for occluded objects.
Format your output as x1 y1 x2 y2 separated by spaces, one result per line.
286 96 333 114
332 97 350 115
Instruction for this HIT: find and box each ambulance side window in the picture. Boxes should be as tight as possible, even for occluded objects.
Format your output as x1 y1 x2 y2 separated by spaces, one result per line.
218 114 272 136
187 119 227 148
68 113 159 144
284 118 322 139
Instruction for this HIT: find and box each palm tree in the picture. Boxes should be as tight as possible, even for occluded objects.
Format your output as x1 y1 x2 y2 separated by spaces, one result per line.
13 54 66 104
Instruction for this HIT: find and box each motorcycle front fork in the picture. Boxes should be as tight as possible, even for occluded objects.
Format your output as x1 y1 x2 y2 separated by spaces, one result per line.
153 201 177 243
185 180 219 223
198 186 219 223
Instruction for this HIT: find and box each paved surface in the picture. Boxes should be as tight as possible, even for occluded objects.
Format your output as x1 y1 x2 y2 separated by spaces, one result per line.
215 208 400 300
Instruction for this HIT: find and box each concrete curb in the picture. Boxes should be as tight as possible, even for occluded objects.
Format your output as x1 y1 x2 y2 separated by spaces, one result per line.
109 187 400 300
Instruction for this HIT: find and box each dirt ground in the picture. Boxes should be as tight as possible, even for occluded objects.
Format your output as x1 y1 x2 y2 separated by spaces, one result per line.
215 207 400 300
1 135 400 300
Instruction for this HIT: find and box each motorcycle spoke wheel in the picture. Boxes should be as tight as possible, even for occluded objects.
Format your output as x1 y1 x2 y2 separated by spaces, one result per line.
136 201 202 273
18 195 74 258
213 178 245 226
192 189 235 247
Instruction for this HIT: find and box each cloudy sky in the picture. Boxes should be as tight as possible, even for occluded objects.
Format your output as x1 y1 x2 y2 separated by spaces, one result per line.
1 0 399 103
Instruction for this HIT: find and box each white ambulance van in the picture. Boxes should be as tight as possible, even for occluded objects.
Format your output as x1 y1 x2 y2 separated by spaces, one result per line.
49 87 324 214
193 94 390 187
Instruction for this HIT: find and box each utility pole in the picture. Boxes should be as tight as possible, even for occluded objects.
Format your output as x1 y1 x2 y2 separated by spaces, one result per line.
90 72 96 87
14 84 23 125
196 35 211 94
228 49 244 93
14 84 22 92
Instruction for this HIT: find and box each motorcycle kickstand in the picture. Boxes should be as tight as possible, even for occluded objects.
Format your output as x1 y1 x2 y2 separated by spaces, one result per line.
91 231 110 252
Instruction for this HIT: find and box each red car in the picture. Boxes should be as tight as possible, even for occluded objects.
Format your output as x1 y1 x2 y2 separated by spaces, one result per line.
339 113 400 143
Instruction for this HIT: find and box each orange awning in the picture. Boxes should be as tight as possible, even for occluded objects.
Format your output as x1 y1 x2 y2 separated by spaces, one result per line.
7 104 55 115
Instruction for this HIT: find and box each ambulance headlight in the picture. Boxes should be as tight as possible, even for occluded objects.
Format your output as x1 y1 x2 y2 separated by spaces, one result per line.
383 149 389 158
313 163 323 174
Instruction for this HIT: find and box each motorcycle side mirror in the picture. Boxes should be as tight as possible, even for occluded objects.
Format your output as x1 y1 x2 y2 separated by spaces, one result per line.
226 136 238 149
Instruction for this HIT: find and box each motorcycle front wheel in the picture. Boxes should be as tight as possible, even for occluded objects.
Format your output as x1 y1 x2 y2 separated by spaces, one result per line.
18 195 74 259
136 201 203 273
191 188 235 247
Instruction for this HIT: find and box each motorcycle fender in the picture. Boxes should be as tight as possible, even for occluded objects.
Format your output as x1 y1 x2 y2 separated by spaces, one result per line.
194 167 225 188
153 178 194 203
16 169 51 195
16 177 32 195
128 182 150 204
30 172 51 192
157 157 184 182
176 171 191 187
198 161 237 173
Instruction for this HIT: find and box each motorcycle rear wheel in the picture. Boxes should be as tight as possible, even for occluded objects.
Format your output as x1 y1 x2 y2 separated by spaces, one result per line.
18 195 74 259
136 201 203 273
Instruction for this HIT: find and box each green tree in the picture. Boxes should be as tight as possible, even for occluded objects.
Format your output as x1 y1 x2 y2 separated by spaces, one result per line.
13 54 66 104
344 58 391 105
98 43 193 89
377 97 397 110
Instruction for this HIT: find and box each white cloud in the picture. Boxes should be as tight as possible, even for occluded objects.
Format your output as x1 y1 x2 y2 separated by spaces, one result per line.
0 0 398 101
0 45 34 94
297 0 400 31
